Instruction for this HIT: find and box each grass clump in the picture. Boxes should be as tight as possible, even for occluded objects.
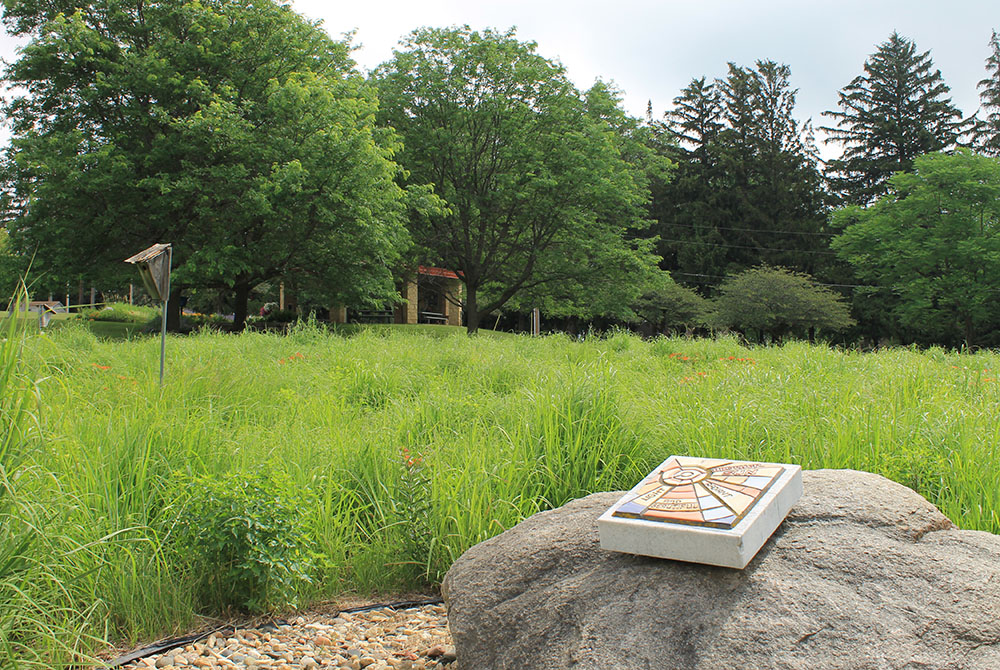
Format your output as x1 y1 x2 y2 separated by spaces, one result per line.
1 286 98 668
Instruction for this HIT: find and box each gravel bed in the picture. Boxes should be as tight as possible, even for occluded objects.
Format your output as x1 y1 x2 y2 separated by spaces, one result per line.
115 603 456 670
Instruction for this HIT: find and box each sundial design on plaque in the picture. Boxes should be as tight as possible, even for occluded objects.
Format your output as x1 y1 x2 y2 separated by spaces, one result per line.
612 456 785 529
599 454 802 568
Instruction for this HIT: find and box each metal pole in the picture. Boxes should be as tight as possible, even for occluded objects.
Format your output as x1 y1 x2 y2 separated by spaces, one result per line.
159 300 167 385
159 247 172 386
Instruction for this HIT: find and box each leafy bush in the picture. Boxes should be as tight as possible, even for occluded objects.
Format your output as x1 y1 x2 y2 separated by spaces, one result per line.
185 312 233 331
174 471 317 613
634 277 707 332
80 303 159 324
708 265 854 342
141 311 233 333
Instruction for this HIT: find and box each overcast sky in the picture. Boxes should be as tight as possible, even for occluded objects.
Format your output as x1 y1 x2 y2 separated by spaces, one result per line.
2 0 997 158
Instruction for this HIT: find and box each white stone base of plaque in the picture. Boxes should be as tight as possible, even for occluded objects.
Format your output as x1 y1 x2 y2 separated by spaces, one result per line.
598 457 802 569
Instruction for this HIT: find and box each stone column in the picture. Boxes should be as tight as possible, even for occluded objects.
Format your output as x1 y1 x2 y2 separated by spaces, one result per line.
329 305 347 324
446 278 463 327
405 278 418 324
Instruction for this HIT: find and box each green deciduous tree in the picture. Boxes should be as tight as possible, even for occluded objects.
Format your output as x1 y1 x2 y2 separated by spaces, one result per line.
374 26 667 334
1 0 409 329
0 230 24 301
822 32 966 205
974 30 1000 157
831 150 1000 347
708 265 854 343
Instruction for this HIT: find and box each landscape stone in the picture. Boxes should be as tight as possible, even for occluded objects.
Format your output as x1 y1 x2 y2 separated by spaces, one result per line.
442 469 1000 670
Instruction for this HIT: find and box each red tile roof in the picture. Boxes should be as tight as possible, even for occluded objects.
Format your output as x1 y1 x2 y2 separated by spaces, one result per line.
418 266 460 279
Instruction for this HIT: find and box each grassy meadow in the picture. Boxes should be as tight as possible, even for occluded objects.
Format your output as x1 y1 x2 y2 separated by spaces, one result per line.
2 318 1000 666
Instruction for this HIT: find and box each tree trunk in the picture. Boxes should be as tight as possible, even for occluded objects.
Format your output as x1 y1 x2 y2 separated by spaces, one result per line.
465 284 480 335
233 279 251 330
964 314 974 350
166 286 182 332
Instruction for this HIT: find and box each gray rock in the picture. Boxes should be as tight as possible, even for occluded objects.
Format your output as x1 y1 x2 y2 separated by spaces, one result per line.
442 469 1000 670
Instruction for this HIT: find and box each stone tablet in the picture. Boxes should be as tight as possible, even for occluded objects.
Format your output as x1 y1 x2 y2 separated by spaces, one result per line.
598 455 802 568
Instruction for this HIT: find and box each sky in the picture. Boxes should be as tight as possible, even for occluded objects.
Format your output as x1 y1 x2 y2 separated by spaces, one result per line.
1 0 997 158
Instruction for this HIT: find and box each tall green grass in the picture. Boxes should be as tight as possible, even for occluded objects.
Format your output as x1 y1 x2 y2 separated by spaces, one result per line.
5 321 1000 664
1 287 105 668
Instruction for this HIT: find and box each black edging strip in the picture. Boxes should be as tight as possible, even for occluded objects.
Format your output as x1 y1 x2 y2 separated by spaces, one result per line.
341 598 443 614
105 598 445 668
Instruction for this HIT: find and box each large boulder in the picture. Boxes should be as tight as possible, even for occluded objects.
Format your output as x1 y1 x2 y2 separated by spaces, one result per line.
442 470 1000 670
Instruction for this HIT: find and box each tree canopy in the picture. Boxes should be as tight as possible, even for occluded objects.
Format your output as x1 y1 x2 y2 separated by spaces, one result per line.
822 32 966 206
374 26 669 333
1 0 409 328
831 150 1000 347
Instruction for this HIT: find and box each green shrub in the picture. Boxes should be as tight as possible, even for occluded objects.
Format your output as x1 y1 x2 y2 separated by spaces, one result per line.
185 312 232 331
79 303 159 324
174 471 317 613
708 265 854 342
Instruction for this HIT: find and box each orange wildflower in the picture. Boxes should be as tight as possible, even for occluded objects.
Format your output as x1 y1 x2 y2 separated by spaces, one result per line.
91 364 110 371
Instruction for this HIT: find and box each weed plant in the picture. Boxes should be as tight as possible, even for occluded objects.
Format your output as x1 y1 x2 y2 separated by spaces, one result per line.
5 323 1000 664
174 471 316 613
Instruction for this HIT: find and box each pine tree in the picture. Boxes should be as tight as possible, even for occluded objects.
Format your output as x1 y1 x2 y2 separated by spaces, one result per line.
975 30 1000 157
822 32 965 205
652 62 828 286
665 77 723 163
649 77 728 279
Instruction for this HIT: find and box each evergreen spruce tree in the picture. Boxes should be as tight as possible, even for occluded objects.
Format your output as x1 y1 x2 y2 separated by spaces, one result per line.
651 62 828 287
649 77 728 279
974 30 1000 157
822 32 965 205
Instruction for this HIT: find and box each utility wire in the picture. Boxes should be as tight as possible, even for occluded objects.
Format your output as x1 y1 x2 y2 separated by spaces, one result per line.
671 271 1000 294
670 271 877 289
659 238 839 255
663 222 838 237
